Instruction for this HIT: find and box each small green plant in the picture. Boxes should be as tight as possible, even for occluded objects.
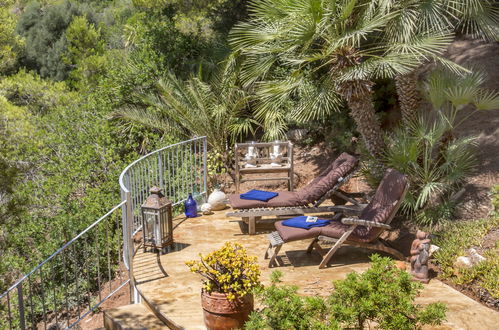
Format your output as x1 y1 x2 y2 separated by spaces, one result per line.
362 114 477 228
246 255 446 330
433 186 499 299
186 242 261 301
245 270 333 329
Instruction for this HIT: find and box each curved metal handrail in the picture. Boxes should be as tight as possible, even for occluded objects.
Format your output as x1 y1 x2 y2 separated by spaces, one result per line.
119 136 207 193
119 136 208 304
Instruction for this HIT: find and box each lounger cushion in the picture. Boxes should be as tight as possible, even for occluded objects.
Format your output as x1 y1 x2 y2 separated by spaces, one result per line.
275 219 373 244
275 221 323 242
355 168 408 242
228 152 358 209
229 191 303 209
275 168 408 244
297 152 358 204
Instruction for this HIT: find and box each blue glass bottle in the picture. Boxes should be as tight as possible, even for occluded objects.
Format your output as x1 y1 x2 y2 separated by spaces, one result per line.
184 193 198 218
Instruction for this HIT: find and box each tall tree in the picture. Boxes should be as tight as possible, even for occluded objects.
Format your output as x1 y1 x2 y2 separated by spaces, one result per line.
230 0 453 157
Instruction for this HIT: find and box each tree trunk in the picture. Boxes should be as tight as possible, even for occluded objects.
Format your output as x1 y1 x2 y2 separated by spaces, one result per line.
340 80 385 157
395 70 422 124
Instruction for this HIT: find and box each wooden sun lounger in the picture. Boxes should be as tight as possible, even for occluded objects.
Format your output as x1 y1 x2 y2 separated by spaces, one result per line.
226 173 364 234
265 169 409 269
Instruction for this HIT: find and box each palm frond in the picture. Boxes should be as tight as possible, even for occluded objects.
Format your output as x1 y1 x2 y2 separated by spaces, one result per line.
474 89 499 110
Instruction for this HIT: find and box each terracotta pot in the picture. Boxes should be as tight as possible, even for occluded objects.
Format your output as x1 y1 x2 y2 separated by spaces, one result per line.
201 291 254 330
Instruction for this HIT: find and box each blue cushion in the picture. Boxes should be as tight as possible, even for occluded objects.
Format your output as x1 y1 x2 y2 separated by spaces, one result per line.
282 216 330 229
240 189 278 202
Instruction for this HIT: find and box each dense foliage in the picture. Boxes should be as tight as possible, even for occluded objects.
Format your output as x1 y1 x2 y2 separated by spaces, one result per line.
363 69 499 227
246 255 447 329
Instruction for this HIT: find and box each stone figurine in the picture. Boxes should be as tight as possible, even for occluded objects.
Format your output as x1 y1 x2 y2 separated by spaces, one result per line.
410 231 431 283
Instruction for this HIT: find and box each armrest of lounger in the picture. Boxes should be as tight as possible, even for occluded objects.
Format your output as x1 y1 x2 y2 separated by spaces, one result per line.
341 218 392 229
327 204 366 215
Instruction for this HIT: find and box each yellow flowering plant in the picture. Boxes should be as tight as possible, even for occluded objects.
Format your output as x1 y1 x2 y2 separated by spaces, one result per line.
186 242 261 301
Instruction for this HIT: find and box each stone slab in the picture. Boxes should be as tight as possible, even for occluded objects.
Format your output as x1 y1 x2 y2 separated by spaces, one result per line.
131 210 499 330
103 303 168 330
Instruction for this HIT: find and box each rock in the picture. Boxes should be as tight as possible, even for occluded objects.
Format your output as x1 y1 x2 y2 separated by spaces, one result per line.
429 244 440 256
286 129 308 141
467 248 486 264
200 203 213 215
454 256 473 269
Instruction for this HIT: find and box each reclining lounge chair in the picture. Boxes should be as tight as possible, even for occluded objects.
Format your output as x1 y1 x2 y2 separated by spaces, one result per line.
226 153 360 234
265 168 409 268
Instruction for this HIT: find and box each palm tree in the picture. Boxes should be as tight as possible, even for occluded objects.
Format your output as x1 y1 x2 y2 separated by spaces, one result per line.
388 0 499 124
229 0 454 157
113 66 256 158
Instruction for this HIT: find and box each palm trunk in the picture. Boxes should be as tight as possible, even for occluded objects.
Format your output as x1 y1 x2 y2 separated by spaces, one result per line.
395 70 422 124
340 80 385 157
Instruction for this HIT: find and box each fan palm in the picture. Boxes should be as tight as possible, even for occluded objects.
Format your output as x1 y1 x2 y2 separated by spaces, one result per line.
113 67 256 157
229 0 455 157
388 0 499 124
363 67 499 227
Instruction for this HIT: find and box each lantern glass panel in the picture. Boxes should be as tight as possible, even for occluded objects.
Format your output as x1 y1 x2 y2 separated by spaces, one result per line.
144 209 160 245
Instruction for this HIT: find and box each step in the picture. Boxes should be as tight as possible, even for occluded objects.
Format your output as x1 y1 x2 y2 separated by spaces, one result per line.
104 303 168 330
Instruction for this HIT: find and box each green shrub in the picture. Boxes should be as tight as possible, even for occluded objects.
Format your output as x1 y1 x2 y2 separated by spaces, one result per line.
245 271 333 330
433 186 499 298
16 0 81 80
0 70 73 114
246 255 446 330
362 68 499 228
362 114 477 228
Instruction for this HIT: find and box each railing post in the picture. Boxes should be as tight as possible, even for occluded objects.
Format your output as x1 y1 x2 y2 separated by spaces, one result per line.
158 152 164 190
125 191 139 304
17 283 26 330
203 137 208 196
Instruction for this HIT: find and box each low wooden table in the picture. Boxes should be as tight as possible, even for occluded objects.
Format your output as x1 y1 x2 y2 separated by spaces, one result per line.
234 141 294 193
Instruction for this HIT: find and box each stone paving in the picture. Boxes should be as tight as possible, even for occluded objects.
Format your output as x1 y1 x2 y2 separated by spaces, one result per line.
133 210 499 329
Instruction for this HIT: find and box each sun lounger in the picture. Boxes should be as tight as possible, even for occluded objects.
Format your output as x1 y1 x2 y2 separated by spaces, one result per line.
226 152 360 234
265 168 409 268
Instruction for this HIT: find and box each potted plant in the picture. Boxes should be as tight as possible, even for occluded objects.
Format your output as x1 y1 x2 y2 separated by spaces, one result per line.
186 242 261 330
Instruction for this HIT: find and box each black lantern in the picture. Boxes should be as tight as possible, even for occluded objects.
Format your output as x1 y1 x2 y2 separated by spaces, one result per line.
141 187 173 252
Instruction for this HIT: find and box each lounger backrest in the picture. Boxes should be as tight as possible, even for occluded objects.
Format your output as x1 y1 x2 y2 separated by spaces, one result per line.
297 152 358 204
355 168 409 242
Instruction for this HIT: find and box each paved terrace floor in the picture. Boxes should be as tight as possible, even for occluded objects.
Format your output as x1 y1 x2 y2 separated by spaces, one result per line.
132 210 499 330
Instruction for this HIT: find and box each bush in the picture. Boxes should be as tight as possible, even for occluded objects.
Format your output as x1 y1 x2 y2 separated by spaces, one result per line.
362 68 499 228
186 242 261 301
245 271 331 329
246 255 446 330
16 0 82 80
362 114 477 228
0 70 73 114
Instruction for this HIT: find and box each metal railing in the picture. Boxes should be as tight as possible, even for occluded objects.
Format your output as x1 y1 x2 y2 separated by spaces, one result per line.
0 136 208 329
0 203 128 329
119 136 207 301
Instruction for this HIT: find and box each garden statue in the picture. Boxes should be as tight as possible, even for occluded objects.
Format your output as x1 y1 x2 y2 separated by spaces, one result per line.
410 231 431 283
244 142 258 168
270 141 283 167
